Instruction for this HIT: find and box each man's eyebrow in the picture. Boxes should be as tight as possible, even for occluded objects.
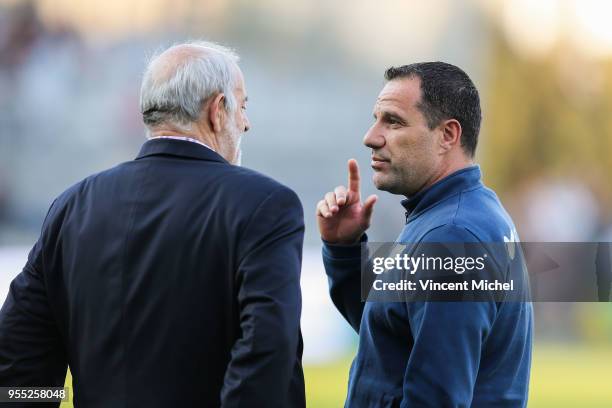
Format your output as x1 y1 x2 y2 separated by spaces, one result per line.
244 96 249 103
384 112 405 122
374 110 406 122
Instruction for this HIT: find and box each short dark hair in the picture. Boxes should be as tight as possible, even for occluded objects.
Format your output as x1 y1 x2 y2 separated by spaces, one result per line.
384 62 481 157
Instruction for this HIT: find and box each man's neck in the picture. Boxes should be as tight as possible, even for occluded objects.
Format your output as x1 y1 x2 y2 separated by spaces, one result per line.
148 127 218 151
435 161 474 184
410 159 474 198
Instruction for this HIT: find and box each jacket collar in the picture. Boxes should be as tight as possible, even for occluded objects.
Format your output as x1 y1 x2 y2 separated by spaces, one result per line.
401 165 482 223
135 138 229 164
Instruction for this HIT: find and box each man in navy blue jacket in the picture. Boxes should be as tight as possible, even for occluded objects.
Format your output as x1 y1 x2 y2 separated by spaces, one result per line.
0 41 305 407
317 63 532 407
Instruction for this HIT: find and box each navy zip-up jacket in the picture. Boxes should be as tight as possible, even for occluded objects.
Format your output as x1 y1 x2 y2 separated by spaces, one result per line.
323 166 533 408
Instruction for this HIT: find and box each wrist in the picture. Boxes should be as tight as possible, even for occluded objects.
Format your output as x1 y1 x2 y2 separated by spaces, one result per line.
323 233 367 246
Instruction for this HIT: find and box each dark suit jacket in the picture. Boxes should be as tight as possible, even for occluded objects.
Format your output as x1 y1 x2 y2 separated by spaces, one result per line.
0 139 306 407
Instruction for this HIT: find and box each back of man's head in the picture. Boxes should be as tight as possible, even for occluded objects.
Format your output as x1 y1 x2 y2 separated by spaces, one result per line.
139 41 239 134
384 62 482 158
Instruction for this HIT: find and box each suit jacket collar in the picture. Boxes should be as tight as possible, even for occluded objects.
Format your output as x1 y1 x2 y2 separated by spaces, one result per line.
135 138 229 163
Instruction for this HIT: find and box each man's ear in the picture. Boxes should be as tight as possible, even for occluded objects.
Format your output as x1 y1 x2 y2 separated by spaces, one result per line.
440 119 462 153
208 93 226 133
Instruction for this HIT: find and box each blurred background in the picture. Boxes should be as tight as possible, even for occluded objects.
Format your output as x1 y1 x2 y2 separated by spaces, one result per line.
0 0 611 406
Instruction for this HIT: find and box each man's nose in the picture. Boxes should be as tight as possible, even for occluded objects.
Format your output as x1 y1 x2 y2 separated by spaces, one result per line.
363 126 385 148
243 115 251 132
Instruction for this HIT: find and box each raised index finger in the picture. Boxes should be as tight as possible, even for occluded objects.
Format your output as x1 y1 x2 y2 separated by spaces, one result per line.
348 158 360 194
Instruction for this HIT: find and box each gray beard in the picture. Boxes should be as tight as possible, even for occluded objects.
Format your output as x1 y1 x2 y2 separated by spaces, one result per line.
234 139 242 166
225 116 242 166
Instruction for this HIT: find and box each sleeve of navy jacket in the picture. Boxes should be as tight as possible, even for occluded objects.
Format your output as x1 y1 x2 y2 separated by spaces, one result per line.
322 235 366 333
220 186 305 408
0 199 68 392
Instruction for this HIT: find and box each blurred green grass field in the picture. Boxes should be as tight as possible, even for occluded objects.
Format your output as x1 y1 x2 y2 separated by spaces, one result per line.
61 343 612 407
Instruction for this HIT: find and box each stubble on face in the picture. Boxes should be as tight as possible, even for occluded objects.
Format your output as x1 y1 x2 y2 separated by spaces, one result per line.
225 116 242 165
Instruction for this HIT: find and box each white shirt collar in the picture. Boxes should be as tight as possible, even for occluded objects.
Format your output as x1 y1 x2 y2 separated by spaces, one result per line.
147 136 215 152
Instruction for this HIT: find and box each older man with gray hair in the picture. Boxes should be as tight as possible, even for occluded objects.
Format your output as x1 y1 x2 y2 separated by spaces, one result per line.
140 41 249 165
0 41 306 407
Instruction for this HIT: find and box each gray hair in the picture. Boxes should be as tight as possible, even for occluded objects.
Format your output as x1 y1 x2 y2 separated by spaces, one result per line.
139 40 240 132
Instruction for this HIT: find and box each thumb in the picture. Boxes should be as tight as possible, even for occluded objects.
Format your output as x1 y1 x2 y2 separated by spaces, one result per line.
362 194 378 221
